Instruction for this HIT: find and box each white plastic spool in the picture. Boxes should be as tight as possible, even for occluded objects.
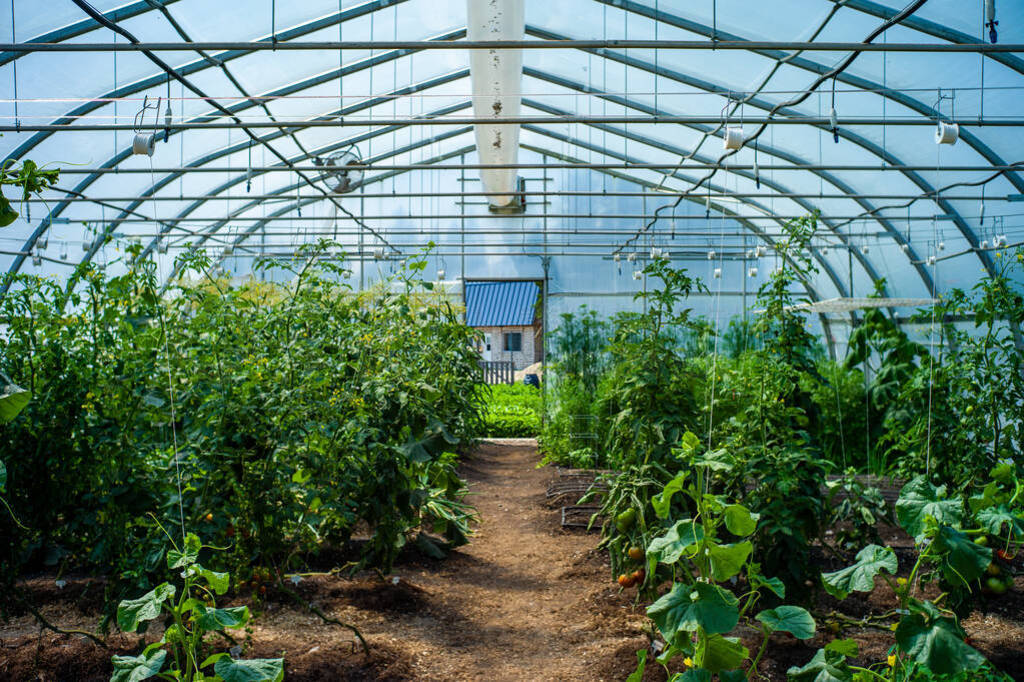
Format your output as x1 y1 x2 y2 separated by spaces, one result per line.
937 241 945 251
754 245 766 258
935 121 959 145
632 270 642 280
748 266 758 278
223 244 233 257
81 238 92 252
372 246 385 260
437 269 446 280
707 250 716 260
901 244 910 254
713 267 722 279
723 126 744 150
650 247 661 259
996 234 1008 247
820 246 829 255
157 240 168 254
981 239 990 249
927 255 937 266
31 250 41 267
613 253 621 263
627 252 637 263
861 245 870 255
132 133 156 156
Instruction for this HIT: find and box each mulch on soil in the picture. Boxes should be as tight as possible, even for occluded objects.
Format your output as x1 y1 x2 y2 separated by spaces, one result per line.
1 440 1021 681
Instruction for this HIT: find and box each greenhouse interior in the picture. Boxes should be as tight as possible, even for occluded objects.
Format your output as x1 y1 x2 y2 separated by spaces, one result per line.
0 0 1022 680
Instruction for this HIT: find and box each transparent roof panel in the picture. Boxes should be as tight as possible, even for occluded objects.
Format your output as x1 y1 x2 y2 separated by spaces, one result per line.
1 0 1021 348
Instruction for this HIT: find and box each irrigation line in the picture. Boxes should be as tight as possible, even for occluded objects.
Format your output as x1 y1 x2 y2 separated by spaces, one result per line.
615 0 930 255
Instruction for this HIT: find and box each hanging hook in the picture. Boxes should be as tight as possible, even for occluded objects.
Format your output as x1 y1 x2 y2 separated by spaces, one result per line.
986 0 998 43
753 139 760 189
830 77 840 144
246 142 253 193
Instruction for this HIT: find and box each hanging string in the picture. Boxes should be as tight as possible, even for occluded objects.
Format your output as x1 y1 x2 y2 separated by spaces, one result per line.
10 0 17 129
150 155 187 545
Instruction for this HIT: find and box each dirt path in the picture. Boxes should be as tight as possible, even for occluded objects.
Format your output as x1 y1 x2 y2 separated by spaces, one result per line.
0 440 649 681
255 438 647 681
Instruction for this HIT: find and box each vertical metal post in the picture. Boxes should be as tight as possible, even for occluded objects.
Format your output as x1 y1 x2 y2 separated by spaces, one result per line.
541 154 550 428
358 192 365 292
460 152 466 285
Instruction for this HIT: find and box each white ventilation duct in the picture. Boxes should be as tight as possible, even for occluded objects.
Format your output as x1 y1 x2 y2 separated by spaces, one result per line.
467 0 524 210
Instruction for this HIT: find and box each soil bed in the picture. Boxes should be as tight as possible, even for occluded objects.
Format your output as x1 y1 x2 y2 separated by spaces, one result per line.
1 440 1022 681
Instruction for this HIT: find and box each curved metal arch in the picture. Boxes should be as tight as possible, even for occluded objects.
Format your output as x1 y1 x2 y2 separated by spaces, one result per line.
76 77 475 278
0 0 184 67
2 0 420 164
601 0 1024 190
42 54 911 298
521 125 853 299
4 42 468 291
204 138 844 359
7 6 999 300
593 2 1011 286
8 11 992 291
526 23 996 284
518 80 900 298
838 0 1024 77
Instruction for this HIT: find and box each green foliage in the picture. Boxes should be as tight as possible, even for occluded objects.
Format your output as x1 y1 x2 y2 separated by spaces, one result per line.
111 531 283 682
0 242 485 613
599 259 704 468
882 250 1024 486
482 383 541 437
638 432 817 678
809 463 1023 680
548 306 609 394
0 159 60 227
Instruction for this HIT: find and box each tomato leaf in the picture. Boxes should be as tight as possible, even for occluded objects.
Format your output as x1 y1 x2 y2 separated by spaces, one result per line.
821 544 897 599
0 374 31 423
756 605 815 639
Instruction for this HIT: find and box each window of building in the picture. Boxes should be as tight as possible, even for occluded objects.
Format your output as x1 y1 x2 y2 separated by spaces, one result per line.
504 332 522 352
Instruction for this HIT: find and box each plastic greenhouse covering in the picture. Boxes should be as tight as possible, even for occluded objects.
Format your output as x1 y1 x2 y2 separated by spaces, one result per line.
1 0 1023 358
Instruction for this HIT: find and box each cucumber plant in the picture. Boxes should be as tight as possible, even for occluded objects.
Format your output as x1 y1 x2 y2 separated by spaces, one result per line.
111 530 283 682
632 432 820 680
801 463 1023 680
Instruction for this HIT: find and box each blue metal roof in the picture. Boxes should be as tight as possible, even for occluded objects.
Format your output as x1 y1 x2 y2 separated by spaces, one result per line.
464 280 539 327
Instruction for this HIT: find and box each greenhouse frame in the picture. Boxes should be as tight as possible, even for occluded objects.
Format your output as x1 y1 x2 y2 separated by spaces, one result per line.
0 1 1022 680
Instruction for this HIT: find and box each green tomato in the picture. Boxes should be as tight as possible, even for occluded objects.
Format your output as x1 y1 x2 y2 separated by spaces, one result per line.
974 535 989 546
615 508 637 533
986 577 1008 595
965 404 975 415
